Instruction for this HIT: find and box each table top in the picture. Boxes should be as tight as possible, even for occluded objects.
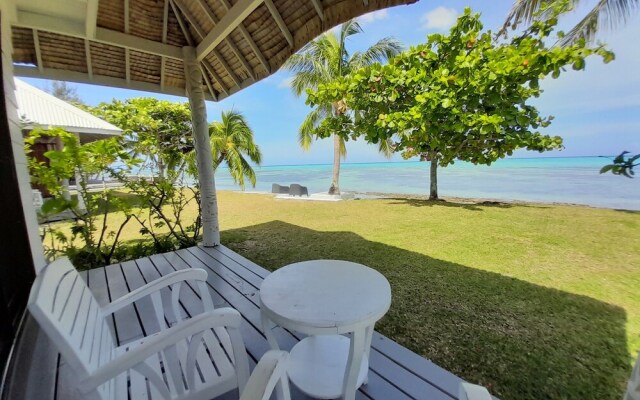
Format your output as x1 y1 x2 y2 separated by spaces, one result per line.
259 260 391 332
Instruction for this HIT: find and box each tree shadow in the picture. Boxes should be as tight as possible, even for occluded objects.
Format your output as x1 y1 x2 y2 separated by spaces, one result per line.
222 221 630 400
383 197 546 211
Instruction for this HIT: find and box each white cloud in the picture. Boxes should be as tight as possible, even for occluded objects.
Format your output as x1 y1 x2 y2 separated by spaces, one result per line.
358 9 389 25
278 77 294 89
420 6 458 31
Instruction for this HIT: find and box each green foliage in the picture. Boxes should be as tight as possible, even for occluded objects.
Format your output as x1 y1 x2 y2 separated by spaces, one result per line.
89 98 203 249
307 4 614 197
89 98 193 179
600 151 640 178
25 128 135 268
206 110 262 190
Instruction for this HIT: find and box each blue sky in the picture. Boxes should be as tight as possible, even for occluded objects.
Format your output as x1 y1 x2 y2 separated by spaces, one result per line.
23 1 640 166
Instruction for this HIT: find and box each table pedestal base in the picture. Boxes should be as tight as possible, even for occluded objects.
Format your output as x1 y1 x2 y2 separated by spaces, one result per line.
288 335 368 399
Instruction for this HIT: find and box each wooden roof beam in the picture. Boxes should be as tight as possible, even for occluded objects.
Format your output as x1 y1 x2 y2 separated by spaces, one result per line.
217 0 271 74
264 0 293 47
201 60 229 97
32 29 43 72
201 65 218 101
161 0 169 91
173 0 242 88
85 0 99 38
85 40 93 79
170 0 228 97
194 0 256 80
15 10 183 60
211 49 241 87
310 0 324 21
14 65 214 100
195 0 263 61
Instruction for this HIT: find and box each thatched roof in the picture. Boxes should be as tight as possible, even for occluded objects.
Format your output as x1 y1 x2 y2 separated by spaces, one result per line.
9 0 417 101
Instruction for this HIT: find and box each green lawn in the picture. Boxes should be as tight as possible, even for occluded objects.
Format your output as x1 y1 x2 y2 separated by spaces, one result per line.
213 192 639 400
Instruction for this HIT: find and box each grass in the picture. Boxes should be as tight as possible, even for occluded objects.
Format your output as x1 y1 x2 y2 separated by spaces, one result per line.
52 191 640 399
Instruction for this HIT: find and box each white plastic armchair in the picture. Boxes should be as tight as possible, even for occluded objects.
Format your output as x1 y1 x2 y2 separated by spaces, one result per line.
626 352 640 400
28 257 250 400
241 350 291 400
459 382 493 400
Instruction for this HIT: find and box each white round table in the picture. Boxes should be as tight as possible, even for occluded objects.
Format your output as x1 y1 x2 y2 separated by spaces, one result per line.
259 260 391 400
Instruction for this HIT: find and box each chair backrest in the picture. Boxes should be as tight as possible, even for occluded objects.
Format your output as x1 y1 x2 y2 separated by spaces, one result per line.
28 257 115 379
627 352 640 400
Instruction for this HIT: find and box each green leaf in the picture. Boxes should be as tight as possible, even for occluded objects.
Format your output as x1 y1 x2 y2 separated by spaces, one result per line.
599 164 615 174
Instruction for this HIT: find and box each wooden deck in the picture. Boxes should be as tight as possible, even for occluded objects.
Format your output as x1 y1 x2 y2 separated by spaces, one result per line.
4 245 465 400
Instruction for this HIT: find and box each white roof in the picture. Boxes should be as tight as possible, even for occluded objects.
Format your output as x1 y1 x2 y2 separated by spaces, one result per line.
14 79 121 137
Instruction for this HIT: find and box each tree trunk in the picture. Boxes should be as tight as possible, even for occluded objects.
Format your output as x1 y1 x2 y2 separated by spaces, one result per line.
183 47 220 247
429 152 438 200
328 134 341 195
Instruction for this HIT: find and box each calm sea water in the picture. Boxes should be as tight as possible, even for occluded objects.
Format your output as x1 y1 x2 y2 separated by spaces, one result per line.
214 157 640 210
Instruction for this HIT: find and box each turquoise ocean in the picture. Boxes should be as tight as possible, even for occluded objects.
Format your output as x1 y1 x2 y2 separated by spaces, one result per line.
215 157 640 210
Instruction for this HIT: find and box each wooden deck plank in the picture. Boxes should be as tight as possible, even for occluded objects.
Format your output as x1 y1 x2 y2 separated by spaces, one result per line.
119 259 162 335
102 263 143 345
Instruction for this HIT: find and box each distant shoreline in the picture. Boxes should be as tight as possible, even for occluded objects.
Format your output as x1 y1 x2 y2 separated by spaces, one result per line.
225 155 614 169
228 189 639 212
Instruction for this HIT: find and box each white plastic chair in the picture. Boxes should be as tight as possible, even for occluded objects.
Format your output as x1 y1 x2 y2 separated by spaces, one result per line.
28 257 251 400
626 352 640 400
459 382 493 400
241 350 290 400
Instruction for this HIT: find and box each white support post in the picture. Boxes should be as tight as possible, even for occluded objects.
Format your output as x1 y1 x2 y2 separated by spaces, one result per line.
183 46 220 247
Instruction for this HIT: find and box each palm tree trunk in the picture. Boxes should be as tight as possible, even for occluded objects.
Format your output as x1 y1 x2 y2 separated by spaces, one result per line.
328 134 341 195
429 152 438 200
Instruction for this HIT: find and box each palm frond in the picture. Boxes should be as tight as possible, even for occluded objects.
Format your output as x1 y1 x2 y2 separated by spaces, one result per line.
560 0 639 45
503 0 638 44
350 37 403 70
338 135 347 159
377 138 396 158
207 109 261 189
299 105 331 150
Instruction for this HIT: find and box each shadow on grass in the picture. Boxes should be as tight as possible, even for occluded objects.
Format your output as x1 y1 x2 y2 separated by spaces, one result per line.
384 197 546 211
222 220 630 400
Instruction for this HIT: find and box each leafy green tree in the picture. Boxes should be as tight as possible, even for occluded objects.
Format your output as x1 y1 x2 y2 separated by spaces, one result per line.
284 19 402 195
206 110 262 190
90 98 204 249
307 4 614 200
600 151 639 177
90 98 193 180
504 0 639 46
25 128 134 267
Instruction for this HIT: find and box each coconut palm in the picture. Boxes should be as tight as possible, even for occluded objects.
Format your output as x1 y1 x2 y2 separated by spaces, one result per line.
284 19 402 195
208 110 262 190
504 0 639 46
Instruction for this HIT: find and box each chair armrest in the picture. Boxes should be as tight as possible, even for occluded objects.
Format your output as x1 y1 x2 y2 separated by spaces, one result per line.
101 268 208 315
240 351 290 400
83 308 241 391
459 382 493 400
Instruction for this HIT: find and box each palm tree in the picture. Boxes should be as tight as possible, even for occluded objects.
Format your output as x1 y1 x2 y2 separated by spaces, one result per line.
504 0 639 45
208 110 262 190
284 20 402 195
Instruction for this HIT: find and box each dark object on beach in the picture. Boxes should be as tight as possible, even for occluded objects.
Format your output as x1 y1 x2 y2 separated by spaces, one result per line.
290 184 309 197
272 184 290 194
